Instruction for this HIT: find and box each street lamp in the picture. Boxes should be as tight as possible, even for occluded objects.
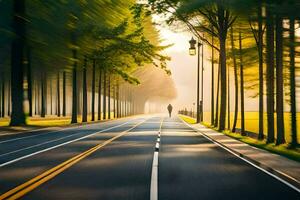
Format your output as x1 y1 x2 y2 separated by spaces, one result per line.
189 37 203 123
193 102 195 118
189 37 197 56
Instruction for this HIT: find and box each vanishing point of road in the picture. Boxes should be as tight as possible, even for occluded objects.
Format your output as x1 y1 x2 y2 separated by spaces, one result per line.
0 115 299 200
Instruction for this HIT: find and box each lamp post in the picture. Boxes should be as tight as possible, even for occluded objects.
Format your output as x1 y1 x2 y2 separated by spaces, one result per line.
189 37 203 123
193 102 195 118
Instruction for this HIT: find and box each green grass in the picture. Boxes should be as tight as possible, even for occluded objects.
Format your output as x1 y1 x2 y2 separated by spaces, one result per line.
0 120 9 127
178 114 197 124
181 116 300 163
202 112 300 143
26 118 72 127
0 112 117 128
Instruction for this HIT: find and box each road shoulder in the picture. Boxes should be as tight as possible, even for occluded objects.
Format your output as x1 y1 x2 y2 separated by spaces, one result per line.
179 117 300 191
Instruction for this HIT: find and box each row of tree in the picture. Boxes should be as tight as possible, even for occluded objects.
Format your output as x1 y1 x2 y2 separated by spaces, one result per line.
0 1 171 125
149 0 299 147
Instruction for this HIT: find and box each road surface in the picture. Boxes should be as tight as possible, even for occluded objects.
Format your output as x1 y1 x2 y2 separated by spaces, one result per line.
0 115 299 200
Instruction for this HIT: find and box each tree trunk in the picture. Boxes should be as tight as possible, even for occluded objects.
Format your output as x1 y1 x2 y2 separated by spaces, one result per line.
98 69 102 120
71 49 78 124
36 80 42 115
1 76 5 118
34 80 37 115
50 77 53 115
57 72 61 117
103 70 107 120
124 88 127 117
197 42 201 123
117 82 120 118
7 78 11 116
214 60 221 127
257 4 264 140
91 59 96 121
218 37 227 131
27 47 32 117
239 31 245 136
211 33 215 126
114 81 116 119
266 8 275 143
289 17 298 147
122 91 124 117
108 75 111 119
62 71 66 117
227 56 230 130
275 15 285 145
230 28 239 133
41 72 46 118
201 42 204 122
10 0 26 126
82 57 88 123
77 79 81 115
0 79 2 118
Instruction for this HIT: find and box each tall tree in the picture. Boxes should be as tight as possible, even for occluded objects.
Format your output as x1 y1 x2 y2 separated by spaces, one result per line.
57 72 61 117
62 71 66 117
91 59 96 121
10 0 26 125
40 72 46 118
108 75 111 119
214 62 221 127
103 70 107 120
82 57 88 122
71 49 78 124
211 33 215 126
239 31 245 136
98 69 102 120
247 2 265 140
1 75 5 118
230 27 239 133
289 17 298 147
227 55 230 130
265 6 275 143
116 81 120 118
275 14 285 145
26 47 33 117
257 3 264 140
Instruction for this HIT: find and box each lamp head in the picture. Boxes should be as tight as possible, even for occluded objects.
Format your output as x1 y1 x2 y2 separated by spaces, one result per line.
189 37 197 56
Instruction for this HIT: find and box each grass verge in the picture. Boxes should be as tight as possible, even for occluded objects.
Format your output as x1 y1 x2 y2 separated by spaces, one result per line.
179 115 300 163
178 114 197 124
0 113 117 128
223 130 300 163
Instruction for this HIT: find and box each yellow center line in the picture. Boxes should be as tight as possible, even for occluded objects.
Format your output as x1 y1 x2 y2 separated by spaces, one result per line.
0 119 146 200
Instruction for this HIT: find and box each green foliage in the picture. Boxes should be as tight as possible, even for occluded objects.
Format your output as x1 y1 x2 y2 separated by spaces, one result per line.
0 0 170 83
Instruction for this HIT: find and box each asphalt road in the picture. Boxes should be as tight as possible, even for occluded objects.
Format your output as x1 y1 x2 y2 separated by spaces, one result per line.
0 115 299 200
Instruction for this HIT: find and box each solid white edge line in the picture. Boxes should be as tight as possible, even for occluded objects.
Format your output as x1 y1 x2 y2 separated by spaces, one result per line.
0 117 135 144
179 117 300 193
0 132 82 157
0 121 132 168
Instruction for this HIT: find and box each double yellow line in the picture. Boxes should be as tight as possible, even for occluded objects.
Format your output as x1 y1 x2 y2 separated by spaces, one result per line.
0 120 145 200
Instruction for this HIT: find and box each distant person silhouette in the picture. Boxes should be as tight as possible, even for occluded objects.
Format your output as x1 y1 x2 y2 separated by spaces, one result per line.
167 104 173 118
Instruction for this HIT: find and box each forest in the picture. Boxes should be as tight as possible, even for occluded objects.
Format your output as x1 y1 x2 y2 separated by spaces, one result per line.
149 0 300 148
0 1 176 127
